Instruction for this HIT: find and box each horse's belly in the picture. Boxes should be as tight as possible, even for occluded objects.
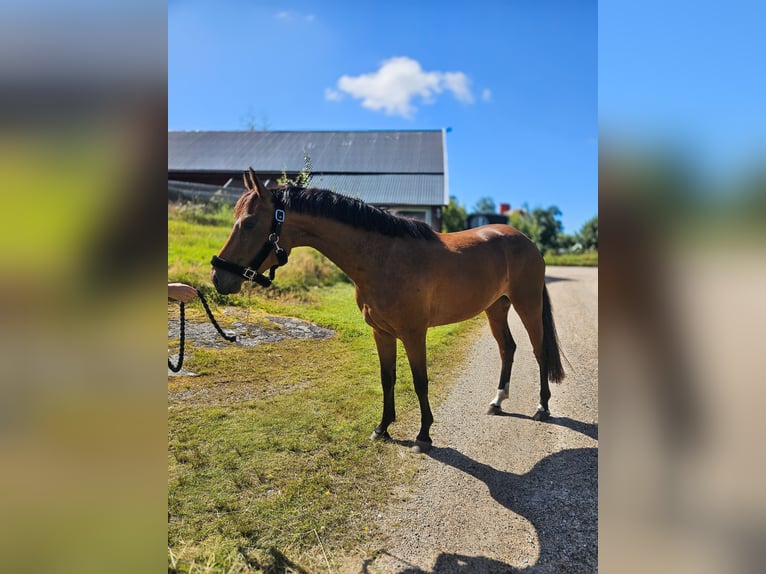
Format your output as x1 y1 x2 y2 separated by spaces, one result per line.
428 280 504 326
356 264 508 332
427 301 493 327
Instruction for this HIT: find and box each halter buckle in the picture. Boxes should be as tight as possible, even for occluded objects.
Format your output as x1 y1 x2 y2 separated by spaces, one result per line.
274 209 286 223
242 267 258 281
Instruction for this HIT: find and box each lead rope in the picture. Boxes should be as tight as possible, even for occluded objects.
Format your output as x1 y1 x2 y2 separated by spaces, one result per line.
244 281 253 335
168 301 186 372
168 289 237 373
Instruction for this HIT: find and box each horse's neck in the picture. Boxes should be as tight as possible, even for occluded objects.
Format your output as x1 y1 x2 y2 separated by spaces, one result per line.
287 213 388 284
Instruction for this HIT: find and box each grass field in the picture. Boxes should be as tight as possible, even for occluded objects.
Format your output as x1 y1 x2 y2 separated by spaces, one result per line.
168 284 482 572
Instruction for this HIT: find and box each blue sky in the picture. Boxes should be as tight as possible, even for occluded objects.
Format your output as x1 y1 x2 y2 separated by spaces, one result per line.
600 1 766 183
169 0 597 234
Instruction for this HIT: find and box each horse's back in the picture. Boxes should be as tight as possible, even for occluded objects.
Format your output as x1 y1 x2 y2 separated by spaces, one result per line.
441 224 543 270
442 224 534 247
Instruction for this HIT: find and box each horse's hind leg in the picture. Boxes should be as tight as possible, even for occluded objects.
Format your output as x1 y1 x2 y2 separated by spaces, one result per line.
515 296 551 421
401 331 433 453
370 329 397 441
485 297 517 415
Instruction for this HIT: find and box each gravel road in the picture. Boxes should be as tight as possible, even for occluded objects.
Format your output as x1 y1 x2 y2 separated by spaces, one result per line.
359 266 598 573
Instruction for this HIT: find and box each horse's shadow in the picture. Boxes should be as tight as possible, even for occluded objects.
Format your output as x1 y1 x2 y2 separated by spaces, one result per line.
385 415 596 447
503 413 599 441
365 445 598 573
366 551 532 573
544 275 574 284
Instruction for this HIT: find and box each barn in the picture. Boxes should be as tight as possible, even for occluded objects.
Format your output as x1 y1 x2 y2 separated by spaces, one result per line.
168 129 449 230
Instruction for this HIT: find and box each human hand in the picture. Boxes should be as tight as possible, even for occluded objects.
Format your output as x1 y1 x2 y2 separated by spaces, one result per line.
168 282 198 302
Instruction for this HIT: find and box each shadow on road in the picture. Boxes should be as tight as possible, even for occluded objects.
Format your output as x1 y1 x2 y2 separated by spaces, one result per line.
544 275 575 284
365 446 597 573
503 413 598 441
364 551 523 573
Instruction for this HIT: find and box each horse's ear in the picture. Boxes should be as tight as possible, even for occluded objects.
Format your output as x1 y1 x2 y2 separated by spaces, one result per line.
243 168 255 194
244 167 267 197
251 168 267 196
242 167 266 196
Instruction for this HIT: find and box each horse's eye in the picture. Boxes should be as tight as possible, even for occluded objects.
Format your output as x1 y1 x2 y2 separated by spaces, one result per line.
241 217 258 230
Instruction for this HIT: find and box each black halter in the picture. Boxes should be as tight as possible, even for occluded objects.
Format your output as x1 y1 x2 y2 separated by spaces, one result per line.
211 199 289 288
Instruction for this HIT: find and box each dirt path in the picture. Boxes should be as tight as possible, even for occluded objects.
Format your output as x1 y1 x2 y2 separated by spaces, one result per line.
359 266 598 573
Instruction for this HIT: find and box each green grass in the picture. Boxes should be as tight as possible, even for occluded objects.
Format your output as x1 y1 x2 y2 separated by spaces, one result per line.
171 200 234 227
544 251 598 267
169 284 482 572
168 217 233 287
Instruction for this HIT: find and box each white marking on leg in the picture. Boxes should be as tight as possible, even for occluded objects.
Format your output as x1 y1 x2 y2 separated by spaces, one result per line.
491 384 509 407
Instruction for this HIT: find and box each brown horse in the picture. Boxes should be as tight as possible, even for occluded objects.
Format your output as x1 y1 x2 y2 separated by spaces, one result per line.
211 170 564 452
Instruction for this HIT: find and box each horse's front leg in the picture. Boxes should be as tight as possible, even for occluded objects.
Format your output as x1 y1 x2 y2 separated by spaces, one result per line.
370 329 397 442
402 331 433 453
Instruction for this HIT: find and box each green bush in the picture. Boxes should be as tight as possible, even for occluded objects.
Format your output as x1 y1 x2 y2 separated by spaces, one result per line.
544 251 598 267
168 198 233 227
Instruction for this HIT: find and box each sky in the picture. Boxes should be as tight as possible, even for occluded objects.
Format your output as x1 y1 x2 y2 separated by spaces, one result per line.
599 1 766 183
169 0 597 234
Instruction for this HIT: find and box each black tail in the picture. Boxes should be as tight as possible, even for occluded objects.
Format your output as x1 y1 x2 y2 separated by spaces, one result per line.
542 285 565 383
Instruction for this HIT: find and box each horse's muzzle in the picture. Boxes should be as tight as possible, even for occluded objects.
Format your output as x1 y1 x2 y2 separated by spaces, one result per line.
211 268 243 295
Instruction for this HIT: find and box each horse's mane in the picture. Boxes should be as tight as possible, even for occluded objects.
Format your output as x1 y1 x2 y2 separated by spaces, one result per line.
272 186 438 241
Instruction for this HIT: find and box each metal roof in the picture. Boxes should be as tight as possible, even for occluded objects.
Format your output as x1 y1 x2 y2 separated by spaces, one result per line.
169 174 445 207
307 174 444 206
168 130 445 174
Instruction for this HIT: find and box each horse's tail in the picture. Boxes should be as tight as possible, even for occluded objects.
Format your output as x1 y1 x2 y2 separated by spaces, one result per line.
542 285 565 383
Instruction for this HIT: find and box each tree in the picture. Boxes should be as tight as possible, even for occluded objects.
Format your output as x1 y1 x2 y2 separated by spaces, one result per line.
240 110 271 131
508 205 564 255
472 196 497 214
508 211 538 243
530 206 563 254
577 215 598 250
557 233 577 252
442 196 467 232
277 149 313 188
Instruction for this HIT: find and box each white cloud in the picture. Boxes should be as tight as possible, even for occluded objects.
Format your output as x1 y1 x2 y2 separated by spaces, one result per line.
481 88 492 102
442 72 473 103
327 56 475 119
324 87 343 102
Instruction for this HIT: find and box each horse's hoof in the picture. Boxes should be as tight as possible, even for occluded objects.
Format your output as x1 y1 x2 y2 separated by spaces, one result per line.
411 440 432 454
370 429 392 442
487 404 503 415
532 407 551 421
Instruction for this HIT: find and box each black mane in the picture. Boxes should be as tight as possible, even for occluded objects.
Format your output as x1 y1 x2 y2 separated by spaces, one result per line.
273 186 438 240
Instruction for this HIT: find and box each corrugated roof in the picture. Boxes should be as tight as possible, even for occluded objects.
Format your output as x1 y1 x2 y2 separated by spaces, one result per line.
169 175 444 207
168 130 445 174
308 174 444 206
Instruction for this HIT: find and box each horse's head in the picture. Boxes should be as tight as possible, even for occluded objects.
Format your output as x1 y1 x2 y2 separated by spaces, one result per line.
211 169 288 294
